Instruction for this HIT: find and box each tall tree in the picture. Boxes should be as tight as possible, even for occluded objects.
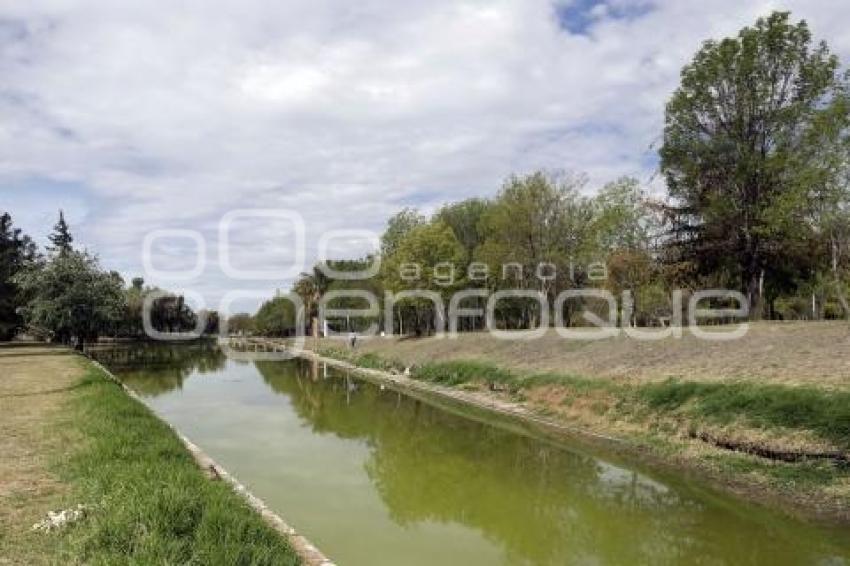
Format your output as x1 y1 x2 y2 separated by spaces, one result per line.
476 171 595 327
227 312 256 335
0 212 38 339
382 220 465 335
660 11 850 318
254 296 297 336
292 264 331 336
14 250 125 348
47 210 74 255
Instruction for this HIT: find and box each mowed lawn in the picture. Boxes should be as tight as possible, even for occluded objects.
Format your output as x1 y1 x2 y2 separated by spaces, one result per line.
0 344 299 565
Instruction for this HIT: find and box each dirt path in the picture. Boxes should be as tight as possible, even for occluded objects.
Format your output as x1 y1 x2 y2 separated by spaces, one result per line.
0 345 82 564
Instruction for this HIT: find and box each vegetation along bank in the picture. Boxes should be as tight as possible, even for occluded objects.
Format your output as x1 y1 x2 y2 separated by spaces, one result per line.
265 323 850 524
0 344 303 565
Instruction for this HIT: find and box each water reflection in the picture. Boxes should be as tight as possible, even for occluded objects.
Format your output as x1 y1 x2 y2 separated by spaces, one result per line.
254 359 847 566
90 341 226 396
91 345 850 566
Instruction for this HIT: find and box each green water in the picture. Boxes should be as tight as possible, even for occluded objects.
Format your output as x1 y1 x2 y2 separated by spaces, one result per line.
90 343 850 565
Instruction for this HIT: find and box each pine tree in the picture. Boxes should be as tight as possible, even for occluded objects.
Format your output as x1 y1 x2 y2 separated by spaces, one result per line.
0 212 37 339
48 210 74 255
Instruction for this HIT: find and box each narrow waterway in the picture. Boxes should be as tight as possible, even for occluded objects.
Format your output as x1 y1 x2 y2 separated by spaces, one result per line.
90 343 850 566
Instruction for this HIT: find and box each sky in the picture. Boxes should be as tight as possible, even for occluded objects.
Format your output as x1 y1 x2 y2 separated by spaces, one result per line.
2 0 850 313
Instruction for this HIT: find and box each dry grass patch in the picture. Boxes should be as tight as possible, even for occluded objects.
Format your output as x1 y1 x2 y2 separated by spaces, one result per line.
322 321 850 388
0 345 81 564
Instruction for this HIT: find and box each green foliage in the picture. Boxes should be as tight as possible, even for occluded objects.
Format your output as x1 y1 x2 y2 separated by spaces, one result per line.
321 258 383 333
253 296 298 336
591 177 656 252
116 278 200 338
227 312 256 335
292 265 332 335
435 198 491 262
380 208 426 258
476 171 595 290
0 211 37 339
252 11 850 330
381 220 466 334
14 250 125 345
146 294 198 335
60 366 299 564
47 210 74 256
383 221 466 291
660 11 850 315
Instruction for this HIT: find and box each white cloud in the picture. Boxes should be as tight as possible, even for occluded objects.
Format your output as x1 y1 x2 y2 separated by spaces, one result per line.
1 0 849 311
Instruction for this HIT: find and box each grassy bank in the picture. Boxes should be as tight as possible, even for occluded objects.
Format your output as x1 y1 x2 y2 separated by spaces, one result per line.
310 322 850 388
0 345 300 565
311 340 850 522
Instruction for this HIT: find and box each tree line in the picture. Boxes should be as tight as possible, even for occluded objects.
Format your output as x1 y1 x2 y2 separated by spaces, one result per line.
275 12 850 337
3 12 849 343
0 211 214 347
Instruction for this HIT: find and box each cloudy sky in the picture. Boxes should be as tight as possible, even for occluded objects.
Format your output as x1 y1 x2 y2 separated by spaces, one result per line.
2 0 849 312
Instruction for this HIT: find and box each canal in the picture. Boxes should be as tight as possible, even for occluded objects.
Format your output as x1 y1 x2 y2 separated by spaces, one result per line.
89 342 850 565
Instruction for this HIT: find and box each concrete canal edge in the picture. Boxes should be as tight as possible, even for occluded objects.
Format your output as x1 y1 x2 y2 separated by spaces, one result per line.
292 346 629 449
82 354 336 566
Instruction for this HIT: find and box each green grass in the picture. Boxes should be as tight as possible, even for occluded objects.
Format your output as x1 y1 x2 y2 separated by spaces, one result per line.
316 345 406 373
318 348 850 453
408 359 850 450
638 379 850 449
412 360 515 386
310 347 850 513
307 345 850 521
56 365 300 565
409 359 616 397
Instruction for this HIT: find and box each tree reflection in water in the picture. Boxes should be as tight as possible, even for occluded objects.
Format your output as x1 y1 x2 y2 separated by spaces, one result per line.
254 359 834 566
92 345 850 565
90 341 226 397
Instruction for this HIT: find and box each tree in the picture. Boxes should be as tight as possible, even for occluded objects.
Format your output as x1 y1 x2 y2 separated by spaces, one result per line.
381 208 426 258
805 99 850 319
476 172 594 328
198 310 220 335
321 258 384 333
435 199 491 263
227 312 255 336
292 265 331 336
591 178 667 325
147 293 197 334
0 212 38 339
120 277 146 337
47 210 74 256
14 250 125 348
381 220 465 335
254 296 298 336
591 177 657 253
660 11 850 319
